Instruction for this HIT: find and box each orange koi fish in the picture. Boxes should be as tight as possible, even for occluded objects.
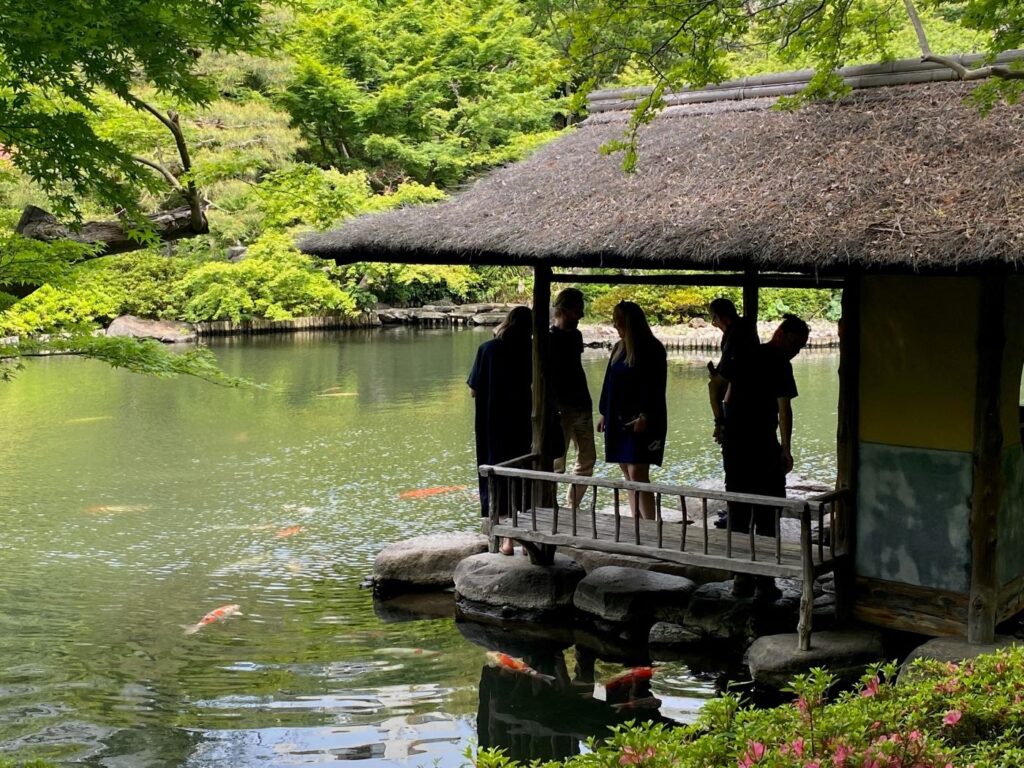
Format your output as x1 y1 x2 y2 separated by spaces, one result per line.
183 604 242 635
275 525 304 538
603 667 654 694
485 651 555 683
398 485 468 500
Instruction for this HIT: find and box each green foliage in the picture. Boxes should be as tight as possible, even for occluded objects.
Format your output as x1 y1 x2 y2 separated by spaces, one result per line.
281 0 568 188
587 284 840 325
3 335 250 387
172 234 356 322
473 646 1024 768
0 0 271 220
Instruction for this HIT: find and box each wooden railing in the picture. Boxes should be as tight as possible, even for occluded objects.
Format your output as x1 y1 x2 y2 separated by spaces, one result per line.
479 454 848 651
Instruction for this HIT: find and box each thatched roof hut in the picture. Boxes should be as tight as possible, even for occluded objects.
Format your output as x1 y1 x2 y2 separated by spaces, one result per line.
304 55 1024 646
301 55 1024 274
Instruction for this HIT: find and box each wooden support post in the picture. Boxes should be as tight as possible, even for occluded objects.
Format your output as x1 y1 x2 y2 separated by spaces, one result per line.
798 503 815 651
968 276 1006 644
532 265 553 471
743 269 759 321
834 276 860 625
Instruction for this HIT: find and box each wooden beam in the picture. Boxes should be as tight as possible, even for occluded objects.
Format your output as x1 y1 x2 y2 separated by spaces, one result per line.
549 272 844 288
853 577 969 637
968 275 1006 644
742 269 759 320
532 265 553 470
834 277 860 625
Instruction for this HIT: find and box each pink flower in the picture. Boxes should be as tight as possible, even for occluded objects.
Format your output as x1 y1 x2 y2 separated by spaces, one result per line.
780 738 806 758
861 676 880 698
738 741 766 767
804 763 821 768
619 746 655 765
942 709 963 727
833 743 853 766
996 661 1007 674
796 696 809 715
908 730 923 742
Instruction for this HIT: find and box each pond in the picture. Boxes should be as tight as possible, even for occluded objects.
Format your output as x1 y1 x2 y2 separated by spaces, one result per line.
0 327 839 767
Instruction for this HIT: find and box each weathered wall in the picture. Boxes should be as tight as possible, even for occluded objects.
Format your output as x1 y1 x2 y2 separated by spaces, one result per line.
856 276 979 593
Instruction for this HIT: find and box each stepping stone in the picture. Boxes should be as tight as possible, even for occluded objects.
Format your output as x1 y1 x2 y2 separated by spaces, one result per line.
746 629 886 691
373 532 487 597
454 552 585 623
574 566 696 625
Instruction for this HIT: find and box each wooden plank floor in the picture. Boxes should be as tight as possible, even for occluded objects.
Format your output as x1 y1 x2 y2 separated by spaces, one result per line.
493 507 838 579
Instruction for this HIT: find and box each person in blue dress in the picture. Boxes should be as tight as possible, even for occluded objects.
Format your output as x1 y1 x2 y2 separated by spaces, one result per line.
468 307 533 548
597 301 667 519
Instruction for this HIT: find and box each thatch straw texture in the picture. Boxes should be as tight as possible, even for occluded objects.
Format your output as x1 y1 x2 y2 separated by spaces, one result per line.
300 81 1024 274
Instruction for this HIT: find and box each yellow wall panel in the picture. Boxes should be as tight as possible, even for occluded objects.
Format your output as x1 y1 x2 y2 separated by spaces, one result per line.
1001 277 1024 449
860 276 978 452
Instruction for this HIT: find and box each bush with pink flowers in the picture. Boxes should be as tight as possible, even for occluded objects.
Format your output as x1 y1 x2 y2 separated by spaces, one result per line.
473 645 1024 768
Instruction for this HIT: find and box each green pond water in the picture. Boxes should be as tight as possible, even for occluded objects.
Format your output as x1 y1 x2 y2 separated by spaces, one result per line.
0 327 839 767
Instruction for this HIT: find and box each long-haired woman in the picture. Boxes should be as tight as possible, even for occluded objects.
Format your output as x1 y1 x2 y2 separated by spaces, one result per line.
597 301 667 519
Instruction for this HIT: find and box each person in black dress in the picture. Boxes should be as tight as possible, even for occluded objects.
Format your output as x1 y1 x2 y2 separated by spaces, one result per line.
468 306 532 553
597 301 667 520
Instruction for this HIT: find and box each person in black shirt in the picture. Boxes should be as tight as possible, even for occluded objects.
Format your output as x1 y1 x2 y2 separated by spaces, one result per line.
707 298 759 529
549 288 596 507
721 313 809 599
468 307 533 554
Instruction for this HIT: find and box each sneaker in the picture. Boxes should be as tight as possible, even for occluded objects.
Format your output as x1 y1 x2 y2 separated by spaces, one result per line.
731 573 755 598
753 577 782 602
713 512 728 529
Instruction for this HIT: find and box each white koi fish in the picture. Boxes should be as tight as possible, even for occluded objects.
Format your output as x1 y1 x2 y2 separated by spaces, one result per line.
182 604 243 635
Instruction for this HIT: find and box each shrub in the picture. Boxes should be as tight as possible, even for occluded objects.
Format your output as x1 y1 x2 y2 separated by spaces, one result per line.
473 646 1024 768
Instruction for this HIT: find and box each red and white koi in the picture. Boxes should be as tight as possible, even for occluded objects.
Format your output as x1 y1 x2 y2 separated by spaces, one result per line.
485 651 555 683
183 604 243 635
603 666 654 695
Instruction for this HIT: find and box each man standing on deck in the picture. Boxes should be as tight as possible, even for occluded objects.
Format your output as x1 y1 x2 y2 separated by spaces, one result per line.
707 298 759 528
721 313 809 601
549 288 597 507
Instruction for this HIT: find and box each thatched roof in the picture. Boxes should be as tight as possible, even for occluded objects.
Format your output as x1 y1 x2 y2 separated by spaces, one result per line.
300 56 1024 274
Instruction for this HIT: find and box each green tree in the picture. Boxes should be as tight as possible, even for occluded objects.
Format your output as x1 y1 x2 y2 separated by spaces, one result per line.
281 0 568 188
0 0 272 223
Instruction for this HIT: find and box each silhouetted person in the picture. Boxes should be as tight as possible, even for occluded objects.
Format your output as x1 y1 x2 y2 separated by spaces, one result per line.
550 288 596 507
707 298 759 529
469 307 533 553
597 301 667 520
721 314 809 600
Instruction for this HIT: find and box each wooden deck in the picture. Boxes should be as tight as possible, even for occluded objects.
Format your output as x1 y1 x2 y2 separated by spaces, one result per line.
493 507 839 579
480 457 850 650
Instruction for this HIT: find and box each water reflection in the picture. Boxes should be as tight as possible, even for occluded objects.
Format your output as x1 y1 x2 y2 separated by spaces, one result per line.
0 329 837 766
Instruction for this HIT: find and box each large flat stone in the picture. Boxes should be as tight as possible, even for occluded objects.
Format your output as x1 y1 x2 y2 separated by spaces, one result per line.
746 629 886 690
454 552 585 618
374 532 487 596
574 566 696 624
106 315 196 343
679 580 801 648
899 635 1020 682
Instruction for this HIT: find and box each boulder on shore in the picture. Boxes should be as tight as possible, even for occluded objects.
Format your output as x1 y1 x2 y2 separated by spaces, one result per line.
106 315 196 343
373 532 488 597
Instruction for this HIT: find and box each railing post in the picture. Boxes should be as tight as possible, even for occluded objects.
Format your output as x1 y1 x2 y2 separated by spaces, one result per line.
487 468 499 554
798 503 814 651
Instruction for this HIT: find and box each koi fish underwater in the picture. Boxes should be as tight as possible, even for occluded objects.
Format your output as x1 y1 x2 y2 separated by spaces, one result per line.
183 604 242 635
485 651 555 683
397 485 468 500
275 525 304 538
603 666 654 693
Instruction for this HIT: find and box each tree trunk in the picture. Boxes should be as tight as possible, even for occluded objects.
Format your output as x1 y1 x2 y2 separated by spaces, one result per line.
16 204 208 256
